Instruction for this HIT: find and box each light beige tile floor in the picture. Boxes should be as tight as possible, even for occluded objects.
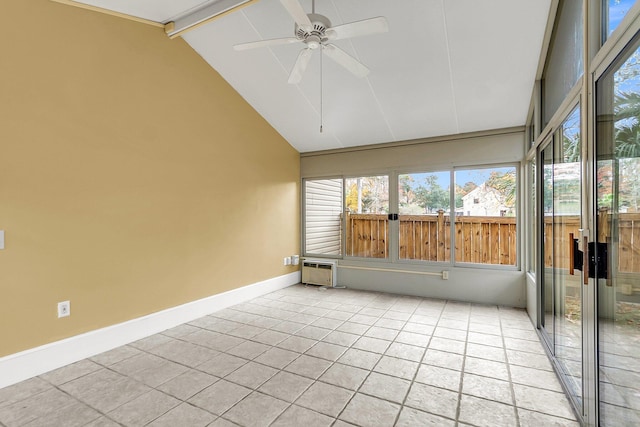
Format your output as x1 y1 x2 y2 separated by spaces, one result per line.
0 284 580 426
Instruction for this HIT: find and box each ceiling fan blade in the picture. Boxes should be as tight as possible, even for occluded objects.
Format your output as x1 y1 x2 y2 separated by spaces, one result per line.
288 48 313 84
326 16 389 41
323 44 369 78
234 37 299 51
280 0 312 30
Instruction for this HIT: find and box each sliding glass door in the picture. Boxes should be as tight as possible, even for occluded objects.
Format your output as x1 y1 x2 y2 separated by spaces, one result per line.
540 105 584 411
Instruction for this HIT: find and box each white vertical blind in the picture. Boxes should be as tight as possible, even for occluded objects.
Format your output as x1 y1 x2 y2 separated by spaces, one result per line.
304 179 343 256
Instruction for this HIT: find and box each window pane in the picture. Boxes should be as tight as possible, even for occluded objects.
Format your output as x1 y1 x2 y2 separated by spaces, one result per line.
543 0 583 126
528 122 536 150
398 172 451 262
529 159 537 274
454 167 518 265
345 176 389 258
604 0 636 40
304 179 343 256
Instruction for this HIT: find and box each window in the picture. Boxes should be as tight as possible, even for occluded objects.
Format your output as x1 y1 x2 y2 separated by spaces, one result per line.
604 0 636 41
543 0 584 126
398 171 451 262
345 176 389 258
454 167 518 266
303 166 518 268
528 158 537 274
527 113 537 149
304 178 343 256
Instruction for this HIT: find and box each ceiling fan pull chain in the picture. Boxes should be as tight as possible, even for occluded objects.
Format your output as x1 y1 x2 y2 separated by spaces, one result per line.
320 46 323 133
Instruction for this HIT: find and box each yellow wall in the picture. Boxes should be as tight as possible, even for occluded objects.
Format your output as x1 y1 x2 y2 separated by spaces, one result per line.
0 0 300 357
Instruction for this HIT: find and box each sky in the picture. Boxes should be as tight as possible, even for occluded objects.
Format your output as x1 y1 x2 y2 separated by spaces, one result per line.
609 0 635 35
403 167 515 191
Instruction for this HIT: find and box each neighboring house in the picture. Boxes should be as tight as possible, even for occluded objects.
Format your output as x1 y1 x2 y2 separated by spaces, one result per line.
462 183 509 216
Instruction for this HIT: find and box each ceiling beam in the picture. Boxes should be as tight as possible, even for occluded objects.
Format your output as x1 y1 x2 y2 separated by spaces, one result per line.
164 0 260 39
50 0 164 28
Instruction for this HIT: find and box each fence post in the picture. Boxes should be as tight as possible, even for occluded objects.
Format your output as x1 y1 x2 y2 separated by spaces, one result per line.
437 209 445 261
345 210 351 256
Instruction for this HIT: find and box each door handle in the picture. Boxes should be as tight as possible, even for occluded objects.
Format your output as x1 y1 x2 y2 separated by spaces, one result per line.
583 236 589 285
569 233 583 274
569 233 607 285
569 233 588 284
569 233 575 276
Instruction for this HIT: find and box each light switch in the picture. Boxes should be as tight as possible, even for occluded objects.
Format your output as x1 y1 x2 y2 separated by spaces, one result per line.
0 230 4 249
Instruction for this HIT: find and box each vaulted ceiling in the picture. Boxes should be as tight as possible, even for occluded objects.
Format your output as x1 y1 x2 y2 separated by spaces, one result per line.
67 0 552 152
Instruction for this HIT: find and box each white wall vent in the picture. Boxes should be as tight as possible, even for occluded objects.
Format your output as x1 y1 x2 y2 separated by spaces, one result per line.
301 259 337 287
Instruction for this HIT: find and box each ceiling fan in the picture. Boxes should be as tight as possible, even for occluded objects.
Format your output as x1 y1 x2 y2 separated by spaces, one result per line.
233 0 389 84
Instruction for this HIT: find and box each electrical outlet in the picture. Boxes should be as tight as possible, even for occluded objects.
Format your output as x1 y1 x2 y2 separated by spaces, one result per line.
57 301 70 318
442 271 449 280
283 256 291 266
291 255 300 265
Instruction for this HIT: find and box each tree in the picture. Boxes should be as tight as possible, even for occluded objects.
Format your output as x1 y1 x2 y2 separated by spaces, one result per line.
462 181 478 194
345 176 389 214
455 182 478 209
414 175 449 213
486 171 517 209
399 175 415 207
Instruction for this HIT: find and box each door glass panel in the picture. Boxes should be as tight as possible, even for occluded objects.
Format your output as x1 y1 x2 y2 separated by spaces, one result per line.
554 106 583 407
540 108 584 409
542 140 555 346
596 36 640 426
398 171 450 262
345 176 389 258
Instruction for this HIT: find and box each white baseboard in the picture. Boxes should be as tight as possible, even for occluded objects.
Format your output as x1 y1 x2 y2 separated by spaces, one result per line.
0 271 300 389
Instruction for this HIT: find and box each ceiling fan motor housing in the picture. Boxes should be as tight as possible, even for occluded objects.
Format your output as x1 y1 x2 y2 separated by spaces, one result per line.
296 13 332 48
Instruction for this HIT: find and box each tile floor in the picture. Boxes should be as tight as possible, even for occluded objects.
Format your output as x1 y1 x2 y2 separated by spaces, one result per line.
0 284 580 427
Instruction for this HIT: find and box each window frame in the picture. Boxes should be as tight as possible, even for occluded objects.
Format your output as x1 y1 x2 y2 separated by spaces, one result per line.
451 163 520 270
302 163 521 271
302 176 344 259
343 173 392 262
396 168 453 266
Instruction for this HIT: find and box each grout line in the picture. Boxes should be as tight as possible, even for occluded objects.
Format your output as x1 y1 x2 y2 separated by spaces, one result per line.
10 286 579 427
500 306 522 427
46 383 120 426
393 299 450 425
331 297 416 424
455 303 471 426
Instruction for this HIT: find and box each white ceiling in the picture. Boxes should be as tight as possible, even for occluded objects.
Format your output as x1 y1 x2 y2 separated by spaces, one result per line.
73 0 551 153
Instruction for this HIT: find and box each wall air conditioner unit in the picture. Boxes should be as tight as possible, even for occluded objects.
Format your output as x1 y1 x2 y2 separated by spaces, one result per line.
302 259 337 287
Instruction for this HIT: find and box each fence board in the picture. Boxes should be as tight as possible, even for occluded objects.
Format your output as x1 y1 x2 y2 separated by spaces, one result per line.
491 223 501 265
429 219 438 261
633 219 640 273
620 219 633 272
344 212 640 271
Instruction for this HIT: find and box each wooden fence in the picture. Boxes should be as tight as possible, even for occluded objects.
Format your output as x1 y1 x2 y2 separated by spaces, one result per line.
613 212 640 273
345 211 516 265
345 211 640 272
